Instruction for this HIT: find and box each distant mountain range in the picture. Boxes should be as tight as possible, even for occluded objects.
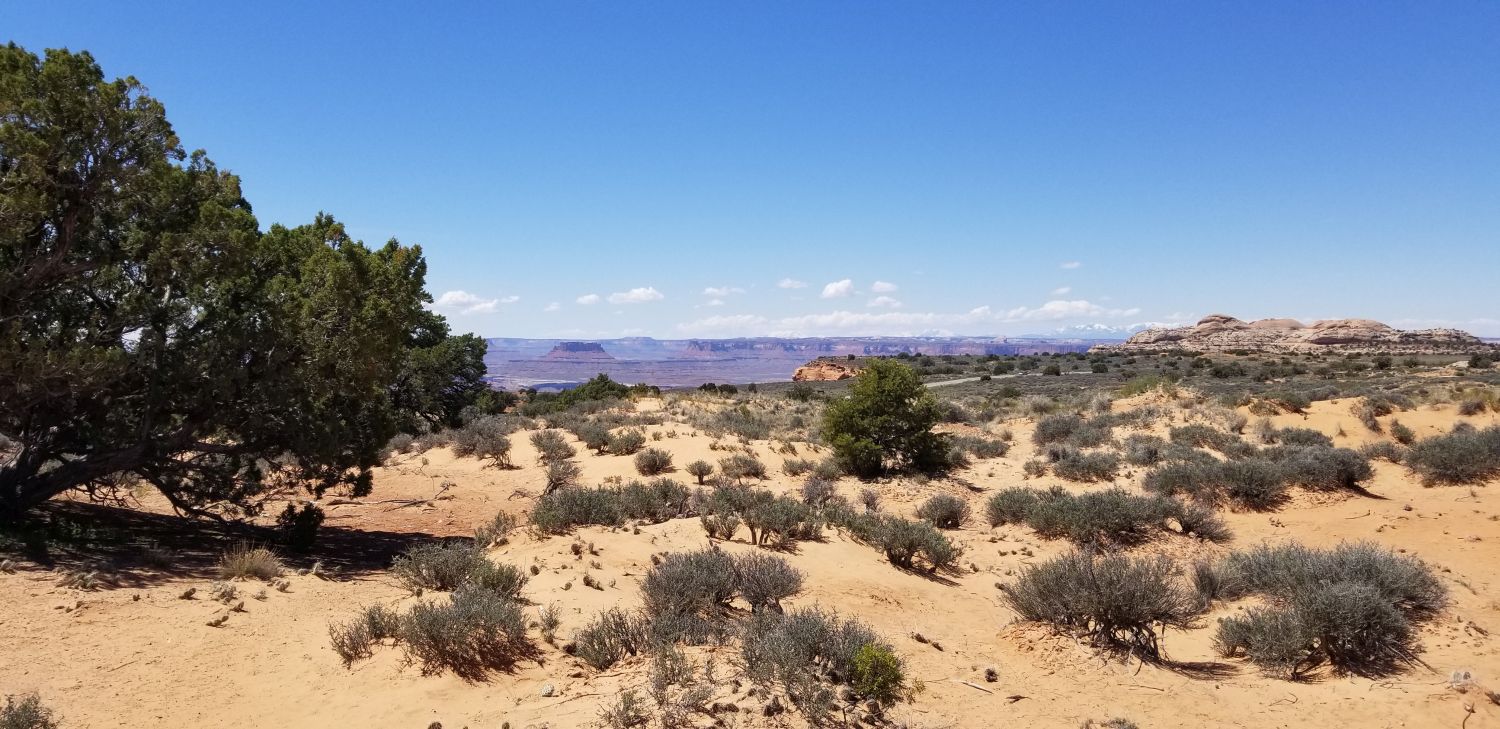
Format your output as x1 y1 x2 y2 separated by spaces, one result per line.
484 335 1124 390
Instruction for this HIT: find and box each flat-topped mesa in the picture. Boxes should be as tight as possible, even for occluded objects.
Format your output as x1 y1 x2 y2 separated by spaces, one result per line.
792 359 862 382
541 341 616 361
1093 314 1489 355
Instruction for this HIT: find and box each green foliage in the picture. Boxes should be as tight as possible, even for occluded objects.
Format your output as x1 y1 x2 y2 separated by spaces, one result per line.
851 643 907 706
822 360 947 477
741 608 895 717
521 374 631 416
276 503 325 553
685 460 714 484
0 45 472 517
718 453 767 480
530 430 577 463
608 429 647 455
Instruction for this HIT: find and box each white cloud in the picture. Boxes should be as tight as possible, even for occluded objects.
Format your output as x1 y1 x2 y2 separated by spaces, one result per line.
1060 261 1082 270
1051 286 1071 296
432 290 504 315
608 286 665 304
677 298 1139 337
702 286 744 297
820 279 855 299
777 278 807 289
867 296 902 309
705 299 725 307
576 294 601 305
544 302 561 312
871 281 898 293
499 295 520 304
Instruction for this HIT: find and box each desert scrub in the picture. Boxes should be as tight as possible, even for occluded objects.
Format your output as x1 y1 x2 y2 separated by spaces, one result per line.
529 430 577 463
915 493 970 529
1143 459 1288 511
799 476 837 507
718 453 767 480
1002 551 1199 659
741 607 904 717
391 541 527 599
1203 542 1446 678
608 428 647 455
685 460 714 484
733 551 805 613
217 542 283 580
474 510 519 547
1405 424 1500 485
986 486 1227 547
0 694 59 729
1051 449 1121 483
399 587 533 679
574 607 649 669
450 416 516 467
634 447 674 476
329 604 402 667
844 515 962 572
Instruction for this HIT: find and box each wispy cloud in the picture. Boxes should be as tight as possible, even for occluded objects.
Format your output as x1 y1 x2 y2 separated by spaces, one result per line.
576 293 601 305
608 286 665 304
1051 286 1072 296
702 286 744 297
432 290 506 315
820 279 855 299
867 296 902 309
543 302 561 312
677 298 1139 337
777 278 807 289
870 280 898 293
1060 261 1082 270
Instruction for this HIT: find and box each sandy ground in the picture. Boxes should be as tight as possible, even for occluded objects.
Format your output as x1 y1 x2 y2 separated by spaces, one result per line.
4 397 1500 728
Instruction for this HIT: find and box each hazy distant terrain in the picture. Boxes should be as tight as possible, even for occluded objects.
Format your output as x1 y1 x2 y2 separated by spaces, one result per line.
484 336 1119 389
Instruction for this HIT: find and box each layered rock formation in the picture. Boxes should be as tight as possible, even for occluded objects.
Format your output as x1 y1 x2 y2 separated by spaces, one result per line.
1094 315 1488 354
542 342 615 361
792 359 861 382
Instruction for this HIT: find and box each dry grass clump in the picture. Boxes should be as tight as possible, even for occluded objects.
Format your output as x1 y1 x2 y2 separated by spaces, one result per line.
217 543 283 581
391 541 527 599
914 493 969 529
634 447 674 476
1405 424 1500 485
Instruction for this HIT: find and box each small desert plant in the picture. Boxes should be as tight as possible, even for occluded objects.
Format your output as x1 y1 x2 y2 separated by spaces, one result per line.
799 476 837 506
634 447 674 476
1051 450 1121 483
545 459 582 492
685 460 714 484
1003 551 1199 659
609 429 648 455
741 608 901 714
1405 424 1500 485
1121 434 1168 466
641 548 738 626
915 493 970 529
574 607 649 669
1032 413 1085 445
391 541 527 600
399 588 532 679
858 488 880 512
1264 445 1373 491
531 486 625 533
851 643 908 706
700 512 741 540
0 694 59 729
986 487 1039 526
217 542 283 581
530 430 577 463
599 690 650 729
718 453 767 480
744 497 823 547
474 511 519 547
733 551 804 613
782 457 814 476
1389 420 1416 445
450 416 516 467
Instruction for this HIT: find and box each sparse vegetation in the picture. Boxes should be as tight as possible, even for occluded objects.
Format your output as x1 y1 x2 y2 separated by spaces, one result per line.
217 543 283 581
1405 424 1500 485
915 493 970 529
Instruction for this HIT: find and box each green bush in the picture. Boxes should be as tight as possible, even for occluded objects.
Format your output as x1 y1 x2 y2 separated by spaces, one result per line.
985 487 1039 526
733 551 804 613
634 447 674 476
822 360 948 477
862 516 961 572
1143 459 1288 511
276 503 325 553
391 541 527 599
1003 551 1199 658
1390 420 1416 445
545 459 582 492
744 497 822 547
851 643 907 706
741 608 895 717
1121 434 1167 466
799 477 837 506
1032 413 1084 445
1264 445 1372 491
1051 450 1121 483
450 416 516 467
531 487 624 533
1406 424 1500 484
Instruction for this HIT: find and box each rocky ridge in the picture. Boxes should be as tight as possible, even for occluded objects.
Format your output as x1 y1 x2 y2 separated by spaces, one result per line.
1093 314 1490 354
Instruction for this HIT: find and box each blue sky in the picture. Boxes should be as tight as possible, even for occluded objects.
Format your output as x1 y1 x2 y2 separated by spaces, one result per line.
6 1 1498 337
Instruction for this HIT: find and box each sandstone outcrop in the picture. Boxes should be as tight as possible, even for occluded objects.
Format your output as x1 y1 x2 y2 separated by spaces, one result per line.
1094 315 1489 354
792 359 861 382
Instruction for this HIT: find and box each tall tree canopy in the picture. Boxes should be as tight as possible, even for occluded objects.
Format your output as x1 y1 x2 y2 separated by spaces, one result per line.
0 44 490 519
